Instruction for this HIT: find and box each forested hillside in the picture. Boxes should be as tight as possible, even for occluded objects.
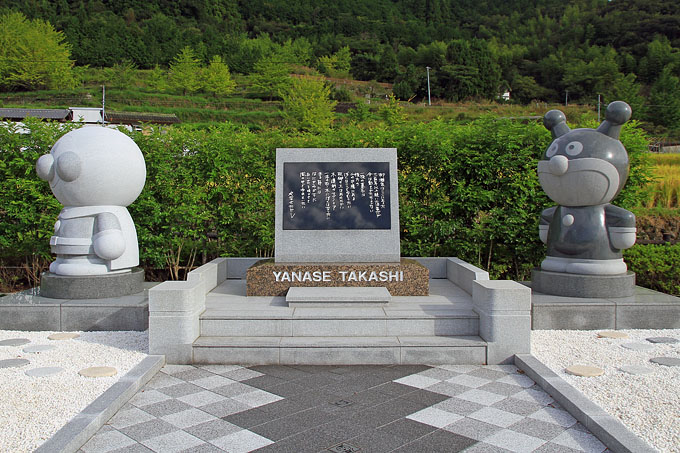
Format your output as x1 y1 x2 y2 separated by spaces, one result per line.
2 0 680 129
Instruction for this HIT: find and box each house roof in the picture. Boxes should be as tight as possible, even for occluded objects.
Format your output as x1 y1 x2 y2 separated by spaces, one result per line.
0 108 71 120
105 111 181 124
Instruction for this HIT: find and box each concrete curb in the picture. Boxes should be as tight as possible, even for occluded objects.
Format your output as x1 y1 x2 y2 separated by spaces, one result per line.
515 354 656 453
35 355 165 453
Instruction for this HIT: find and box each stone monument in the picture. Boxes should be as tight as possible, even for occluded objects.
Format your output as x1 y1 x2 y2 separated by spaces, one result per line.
36 127 146 299
531 101 637 297
247 148 429 296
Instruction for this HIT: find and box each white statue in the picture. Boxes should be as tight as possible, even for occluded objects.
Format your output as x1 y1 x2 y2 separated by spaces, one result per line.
36 127 146 276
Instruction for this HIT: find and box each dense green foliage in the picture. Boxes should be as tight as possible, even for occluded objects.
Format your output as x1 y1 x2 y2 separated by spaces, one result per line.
0 11 77 90
624 244 680 295
3 0 680 132
0 0 680 115
0 118 652 285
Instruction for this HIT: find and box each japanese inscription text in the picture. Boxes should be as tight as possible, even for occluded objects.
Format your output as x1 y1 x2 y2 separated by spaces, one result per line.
283 162 391 230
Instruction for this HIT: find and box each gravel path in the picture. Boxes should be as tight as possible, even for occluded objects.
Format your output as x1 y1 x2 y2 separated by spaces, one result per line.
0 330 148 452
532 329 680 453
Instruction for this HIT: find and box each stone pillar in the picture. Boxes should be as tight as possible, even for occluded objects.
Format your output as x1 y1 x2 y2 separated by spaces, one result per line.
472 280 531 364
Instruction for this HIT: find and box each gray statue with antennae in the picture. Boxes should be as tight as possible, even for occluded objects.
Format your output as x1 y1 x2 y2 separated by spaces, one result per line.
537 101 636 277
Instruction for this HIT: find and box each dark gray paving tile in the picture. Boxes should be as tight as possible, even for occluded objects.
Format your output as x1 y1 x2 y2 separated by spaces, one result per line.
248 407 337 441
250 364 312 381
266 380 309 398
141 399 194 418
373 381 419 397
346 427 411 453
393 429 477 453
347 387 396 408
257 396 312 417
509 417 566 441
118 419 177 442
492 398 543 417
295 371 345 389
399 389 450 406
286 388 339 408
222 407 272 428
157 382 205 398
386 364 431 376
184 418 242 441
241 374 287 390
375 418 437 441
369 396 428 418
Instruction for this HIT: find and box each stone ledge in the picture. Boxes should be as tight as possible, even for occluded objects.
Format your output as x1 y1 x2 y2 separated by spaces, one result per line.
246 258 429 296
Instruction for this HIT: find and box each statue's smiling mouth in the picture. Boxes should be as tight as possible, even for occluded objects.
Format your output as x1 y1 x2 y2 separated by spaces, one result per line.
538 157 620 206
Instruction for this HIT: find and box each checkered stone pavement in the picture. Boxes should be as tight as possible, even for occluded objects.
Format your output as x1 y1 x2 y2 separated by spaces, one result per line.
78 363 606 453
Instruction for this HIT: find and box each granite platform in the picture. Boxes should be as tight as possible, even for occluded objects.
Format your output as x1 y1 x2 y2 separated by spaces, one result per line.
0 282 156 331
529 284 680 330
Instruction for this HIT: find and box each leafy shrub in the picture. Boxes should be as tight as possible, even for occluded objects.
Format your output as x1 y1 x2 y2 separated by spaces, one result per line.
0 116 654 283
625 244 680 295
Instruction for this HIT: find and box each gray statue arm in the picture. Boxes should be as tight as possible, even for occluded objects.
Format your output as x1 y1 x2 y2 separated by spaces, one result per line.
605 205 636 250
93 212 126 260
539 206 556 244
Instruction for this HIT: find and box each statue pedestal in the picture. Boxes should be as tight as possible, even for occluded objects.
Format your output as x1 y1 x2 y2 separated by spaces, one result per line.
531 268 635 298
40 267 145 299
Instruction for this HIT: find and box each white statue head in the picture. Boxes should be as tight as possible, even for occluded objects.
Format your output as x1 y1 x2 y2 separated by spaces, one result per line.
36 127 146 206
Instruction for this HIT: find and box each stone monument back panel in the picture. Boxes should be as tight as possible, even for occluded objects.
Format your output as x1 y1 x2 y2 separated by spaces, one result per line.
275 148 400 263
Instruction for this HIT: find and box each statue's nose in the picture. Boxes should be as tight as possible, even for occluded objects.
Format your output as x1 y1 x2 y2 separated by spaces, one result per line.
548 155 568 175
36 154 54 181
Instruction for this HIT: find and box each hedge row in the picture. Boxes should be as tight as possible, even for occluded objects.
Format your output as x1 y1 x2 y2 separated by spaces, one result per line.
0 116 654 286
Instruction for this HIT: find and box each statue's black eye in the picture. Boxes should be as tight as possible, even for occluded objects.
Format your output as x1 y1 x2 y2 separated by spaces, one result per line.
566 141 583 156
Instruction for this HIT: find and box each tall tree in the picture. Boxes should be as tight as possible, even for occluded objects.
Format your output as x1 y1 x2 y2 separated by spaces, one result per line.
169 46 202 95
203 55 236 96
0 11 77 90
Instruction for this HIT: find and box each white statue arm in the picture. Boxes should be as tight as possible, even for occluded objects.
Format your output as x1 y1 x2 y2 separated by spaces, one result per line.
93 212 126 260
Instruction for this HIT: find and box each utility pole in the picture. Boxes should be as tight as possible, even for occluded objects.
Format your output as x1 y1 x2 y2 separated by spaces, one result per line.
565 90 569 107
102 85 106 127
597 94 601 122
426 66 431 106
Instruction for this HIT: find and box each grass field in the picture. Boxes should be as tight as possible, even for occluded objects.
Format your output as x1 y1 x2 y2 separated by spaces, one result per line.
645 153 680 208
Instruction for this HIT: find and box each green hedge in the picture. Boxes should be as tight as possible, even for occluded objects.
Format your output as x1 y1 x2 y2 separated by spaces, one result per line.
624 244 680 296
0 116 652 284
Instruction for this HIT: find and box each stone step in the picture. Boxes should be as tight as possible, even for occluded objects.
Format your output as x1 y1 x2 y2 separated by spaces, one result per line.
199 308 479 337
286 286 391 307
192 335 487 365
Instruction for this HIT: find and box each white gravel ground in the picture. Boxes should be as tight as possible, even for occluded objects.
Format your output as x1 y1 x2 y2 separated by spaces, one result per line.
0 330 148 453
532 329 680 453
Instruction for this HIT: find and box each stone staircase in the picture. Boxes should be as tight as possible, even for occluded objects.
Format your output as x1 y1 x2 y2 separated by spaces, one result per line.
192 278 487 365
148 257 532 366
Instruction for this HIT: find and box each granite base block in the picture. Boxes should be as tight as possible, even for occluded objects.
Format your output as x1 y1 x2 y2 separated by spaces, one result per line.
531 268 635 298
246 258 429 296
0 287 151 331
40 267 145 299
